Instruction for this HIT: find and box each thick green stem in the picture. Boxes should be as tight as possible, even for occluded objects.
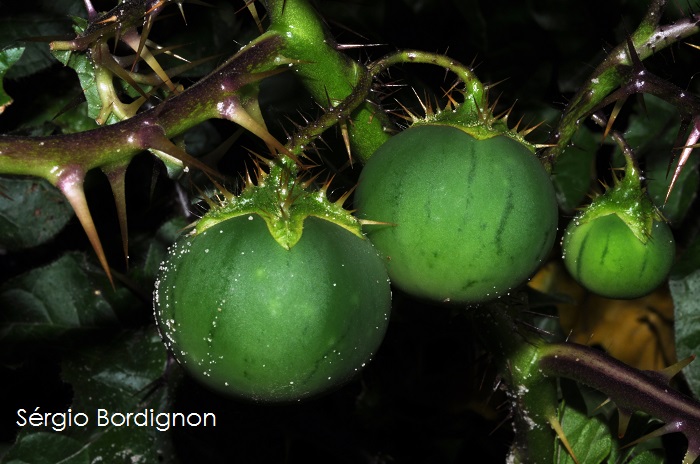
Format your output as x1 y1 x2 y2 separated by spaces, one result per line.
471 304 558 463
263 0 392 162
0 33 285 184
368 50 488 118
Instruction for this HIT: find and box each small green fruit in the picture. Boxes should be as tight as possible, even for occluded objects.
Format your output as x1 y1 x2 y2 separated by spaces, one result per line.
562 214 675 299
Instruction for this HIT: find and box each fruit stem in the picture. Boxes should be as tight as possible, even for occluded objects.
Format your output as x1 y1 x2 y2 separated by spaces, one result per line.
589 112 642 190
368 51 488 125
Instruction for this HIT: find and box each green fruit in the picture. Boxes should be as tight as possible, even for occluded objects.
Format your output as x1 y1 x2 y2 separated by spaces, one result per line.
154 215 391 402
354 124 558 303
562 214 675 299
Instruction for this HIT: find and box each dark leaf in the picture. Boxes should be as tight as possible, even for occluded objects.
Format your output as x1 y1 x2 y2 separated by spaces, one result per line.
0 177 73 252
0 252 140 342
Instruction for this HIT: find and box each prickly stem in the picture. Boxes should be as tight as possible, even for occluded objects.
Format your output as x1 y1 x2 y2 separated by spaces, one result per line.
539 342 700 459
544 1 700 170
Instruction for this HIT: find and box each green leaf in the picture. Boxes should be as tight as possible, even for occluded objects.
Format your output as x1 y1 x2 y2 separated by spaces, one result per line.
2 329 178 464
0 252 138 342
0 176 73 252
668 266 700 398
51 49 101 121
626 450 665 464
0 47 25 114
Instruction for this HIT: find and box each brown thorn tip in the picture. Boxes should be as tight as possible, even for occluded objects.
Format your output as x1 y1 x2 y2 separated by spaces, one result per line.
57 170 114 287
520 120 545 137
657 355 696 383
358 219 395 227
548 415 579 464
335 184 357 206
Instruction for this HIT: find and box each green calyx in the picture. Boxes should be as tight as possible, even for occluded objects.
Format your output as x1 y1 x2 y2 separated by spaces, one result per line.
194 155 363 249
575 163 663 244
408 90 537 154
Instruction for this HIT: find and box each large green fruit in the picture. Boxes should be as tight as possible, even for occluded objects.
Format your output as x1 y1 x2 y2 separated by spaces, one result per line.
561 214 675 299
354 124 558 303
154 215 391 402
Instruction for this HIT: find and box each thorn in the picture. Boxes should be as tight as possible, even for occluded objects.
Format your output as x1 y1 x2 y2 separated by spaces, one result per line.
625 34 644 68
176 1 187 24
299 171 323 189
319 174 335 196
102 163 130 269
656 354 696 383
591 397 612 414
192 182 217 209
93 44 149 100
335 43 385 50
497 100 517 123
120 29 178 93
334 184 357 207
83 0 97 20
603 98 627 140
620 421 680 450
484 77 509 92
56 167 114 286
147 134 223 179
217 95 296 162
512 115 525 133
244 166 255 187
358 218 395 227
340 120 353 167
488 409 514 437
239 0 264 34
616 408 632 438
144 0 167 15
96 15 118 24
548 414 579 464
392 99 420 123
520 120 546 138
205 174 234 202
411 87 428 116
667 116 700 203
